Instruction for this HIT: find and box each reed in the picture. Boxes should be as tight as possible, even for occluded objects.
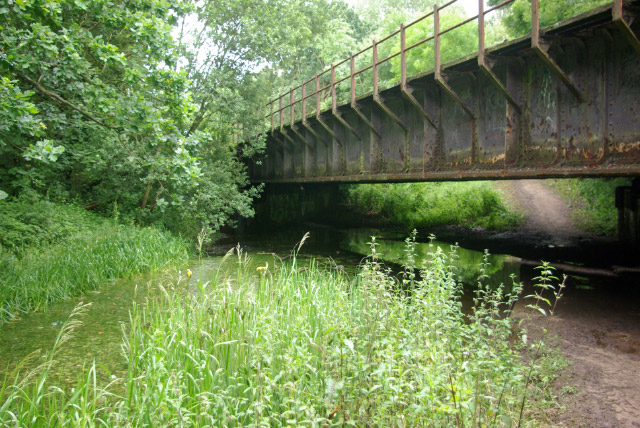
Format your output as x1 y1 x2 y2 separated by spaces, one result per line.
0 223 189 323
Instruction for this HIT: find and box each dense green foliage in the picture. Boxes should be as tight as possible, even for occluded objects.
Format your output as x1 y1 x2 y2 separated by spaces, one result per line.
489 0 609 38
0 0 255 232
0 238 561 426
0 199 189 323
548 178 632 235
344 182 522 231
0 198 100 254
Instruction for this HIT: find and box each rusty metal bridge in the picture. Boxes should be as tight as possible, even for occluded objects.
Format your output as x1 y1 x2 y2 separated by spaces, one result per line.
249 0 640 184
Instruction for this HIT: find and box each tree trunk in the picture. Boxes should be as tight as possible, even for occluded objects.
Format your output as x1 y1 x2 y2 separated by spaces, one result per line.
141 180 152 210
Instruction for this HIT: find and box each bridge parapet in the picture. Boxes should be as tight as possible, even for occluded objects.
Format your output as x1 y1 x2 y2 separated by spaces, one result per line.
250 0 640 183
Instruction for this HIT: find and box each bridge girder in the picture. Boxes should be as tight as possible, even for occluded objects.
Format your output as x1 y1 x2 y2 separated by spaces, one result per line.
250 2 640 184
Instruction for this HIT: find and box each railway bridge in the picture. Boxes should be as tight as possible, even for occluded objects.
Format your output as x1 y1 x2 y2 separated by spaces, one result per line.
248 0 640 241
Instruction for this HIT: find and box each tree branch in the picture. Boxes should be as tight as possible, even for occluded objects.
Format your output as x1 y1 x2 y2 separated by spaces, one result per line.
13 70 117 130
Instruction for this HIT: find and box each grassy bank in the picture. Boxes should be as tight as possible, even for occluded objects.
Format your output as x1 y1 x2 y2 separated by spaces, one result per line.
0 199 189 323
547 178 632 235
343 182 522 231
1 237 562 426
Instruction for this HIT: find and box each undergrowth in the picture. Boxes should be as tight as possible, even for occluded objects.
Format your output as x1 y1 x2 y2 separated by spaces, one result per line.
1 233 562 427
343 181 523 231
0 198 102 255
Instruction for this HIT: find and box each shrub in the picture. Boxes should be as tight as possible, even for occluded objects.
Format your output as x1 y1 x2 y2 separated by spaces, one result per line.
548 178 632 235
0 198 101 254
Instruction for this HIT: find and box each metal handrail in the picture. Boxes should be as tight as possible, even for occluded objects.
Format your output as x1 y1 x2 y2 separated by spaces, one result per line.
269 0 467 128
266 0 613 130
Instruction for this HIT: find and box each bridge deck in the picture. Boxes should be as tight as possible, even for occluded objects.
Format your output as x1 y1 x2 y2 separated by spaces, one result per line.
250 0 640 183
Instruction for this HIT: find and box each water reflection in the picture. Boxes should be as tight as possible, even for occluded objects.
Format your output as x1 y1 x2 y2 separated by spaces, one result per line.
341 230 521 287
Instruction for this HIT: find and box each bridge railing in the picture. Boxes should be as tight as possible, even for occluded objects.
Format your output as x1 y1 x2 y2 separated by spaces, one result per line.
267 0 514 132
264 0 631 135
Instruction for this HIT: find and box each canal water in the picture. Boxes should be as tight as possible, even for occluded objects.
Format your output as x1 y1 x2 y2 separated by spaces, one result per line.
0 226 592 386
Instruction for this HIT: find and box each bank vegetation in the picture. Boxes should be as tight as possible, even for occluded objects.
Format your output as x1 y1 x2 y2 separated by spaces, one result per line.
1 236 564 426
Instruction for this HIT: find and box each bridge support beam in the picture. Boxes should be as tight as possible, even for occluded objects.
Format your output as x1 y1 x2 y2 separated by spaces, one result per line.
301 125 315 177
505 62 523 166
616 178 640 245
613 0 640 55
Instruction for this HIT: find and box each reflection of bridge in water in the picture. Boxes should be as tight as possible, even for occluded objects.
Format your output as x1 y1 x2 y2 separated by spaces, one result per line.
249 0 640 184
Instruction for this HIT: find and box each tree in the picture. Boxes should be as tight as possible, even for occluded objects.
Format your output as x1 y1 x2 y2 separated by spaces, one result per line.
0 0 381 237
0 0 261 237
488 0 609 37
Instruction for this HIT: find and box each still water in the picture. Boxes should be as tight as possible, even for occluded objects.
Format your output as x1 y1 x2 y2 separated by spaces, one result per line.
0 226 523 385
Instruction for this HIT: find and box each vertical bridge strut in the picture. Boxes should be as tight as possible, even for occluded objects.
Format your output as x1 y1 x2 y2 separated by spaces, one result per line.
531 0 587 103
477 0 521 114
372 40 408 132
400 23 438 128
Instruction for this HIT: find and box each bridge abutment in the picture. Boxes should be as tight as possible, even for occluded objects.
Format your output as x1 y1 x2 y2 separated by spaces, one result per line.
251 183 342 227
616 178 640 245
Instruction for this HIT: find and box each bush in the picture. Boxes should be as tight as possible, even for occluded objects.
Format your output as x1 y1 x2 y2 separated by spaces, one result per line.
0 198 102 254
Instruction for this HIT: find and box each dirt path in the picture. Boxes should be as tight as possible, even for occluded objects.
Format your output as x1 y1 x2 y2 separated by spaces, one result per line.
495 180 640 427
518 276 640 428
495 180 586 239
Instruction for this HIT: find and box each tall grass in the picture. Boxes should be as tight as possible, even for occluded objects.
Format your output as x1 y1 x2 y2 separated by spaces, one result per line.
1 235 559 426
0 223 189 323
343 181 522 231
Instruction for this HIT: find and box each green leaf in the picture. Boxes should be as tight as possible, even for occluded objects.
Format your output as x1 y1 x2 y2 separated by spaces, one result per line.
525 304 547 316
74 0 88 10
